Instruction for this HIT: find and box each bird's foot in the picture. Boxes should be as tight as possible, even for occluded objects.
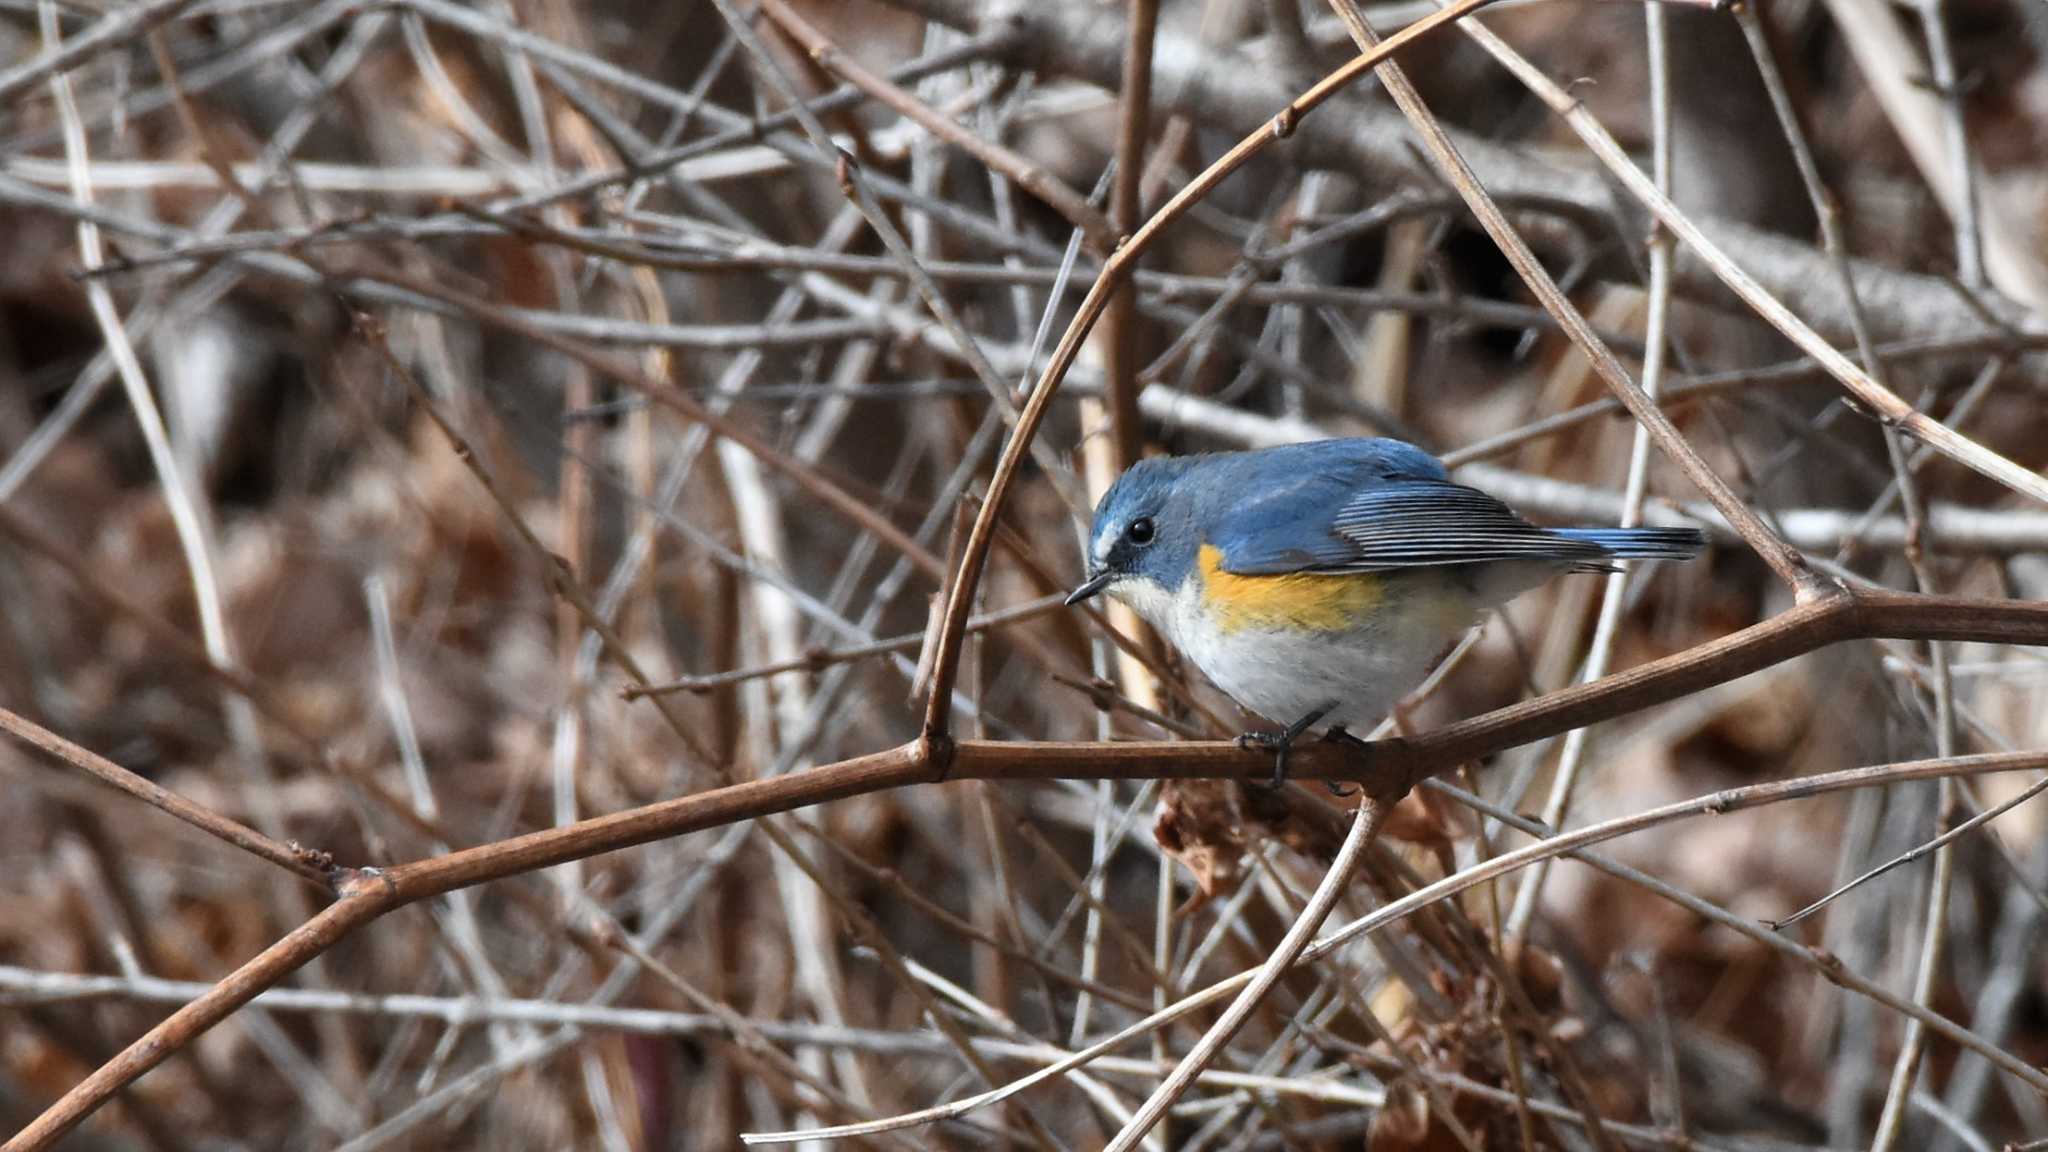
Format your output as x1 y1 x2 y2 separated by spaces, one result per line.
1235 729 1295 790
1318 726 1363 797
1237 706 1333 790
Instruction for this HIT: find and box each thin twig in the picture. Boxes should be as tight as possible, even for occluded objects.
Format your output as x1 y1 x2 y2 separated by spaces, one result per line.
872 0 2039 343
1104 0 1159 470
0 707 332 888
1770 771 2047 931
0 0 199 103
754 0 1112 249
1100 797 1390 1152
1324 0 1819 599
1503 0 1676 941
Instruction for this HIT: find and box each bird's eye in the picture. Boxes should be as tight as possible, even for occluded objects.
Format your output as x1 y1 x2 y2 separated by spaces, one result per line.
1126 517 1156 546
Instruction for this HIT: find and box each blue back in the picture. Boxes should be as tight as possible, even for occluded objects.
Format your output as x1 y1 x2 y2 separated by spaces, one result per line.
1088 437 1701 581
1192 439 1447 572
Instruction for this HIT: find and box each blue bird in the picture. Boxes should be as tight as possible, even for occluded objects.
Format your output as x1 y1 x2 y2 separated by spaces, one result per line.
1066 438 1706 786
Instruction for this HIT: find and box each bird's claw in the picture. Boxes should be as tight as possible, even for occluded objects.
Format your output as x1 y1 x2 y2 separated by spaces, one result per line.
1239 707 1334 791
1236 729 1294 790
1316 726 1362 797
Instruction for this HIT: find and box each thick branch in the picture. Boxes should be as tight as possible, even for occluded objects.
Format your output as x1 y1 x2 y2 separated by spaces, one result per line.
11 585 2047 1150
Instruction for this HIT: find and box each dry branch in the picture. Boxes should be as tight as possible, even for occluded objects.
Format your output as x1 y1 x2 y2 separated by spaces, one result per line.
9 580 2048 1149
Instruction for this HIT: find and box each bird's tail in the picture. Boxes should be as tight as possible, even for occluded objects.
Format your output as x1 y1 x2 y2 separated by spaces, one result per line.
1551 526 1706 561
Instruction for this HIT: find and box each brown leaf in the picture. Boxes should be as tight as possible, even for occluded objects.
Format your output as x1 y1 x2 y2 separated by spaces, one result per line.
1153 778 1247 901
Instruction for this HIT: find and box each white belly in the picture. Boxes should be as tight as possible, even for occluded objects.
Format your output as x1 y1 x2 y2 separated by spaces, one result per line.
1149 572 1481 732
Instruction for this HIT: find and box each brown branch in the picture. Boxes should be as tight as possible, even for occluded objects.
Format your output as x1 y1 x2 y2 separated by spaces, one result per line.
1103 0 1158 473
742 745 2048 1145
0 706 334 890
11 583 2048 1149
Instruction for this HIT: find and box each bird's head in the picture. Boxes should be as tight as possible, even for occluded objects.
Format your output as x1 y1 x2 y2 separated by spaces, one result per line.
1068 456 1202 622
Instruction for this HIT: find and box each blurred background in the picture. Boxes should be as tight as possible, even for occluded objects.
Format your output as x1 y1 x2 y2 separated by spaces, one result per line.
1 0 2046 1147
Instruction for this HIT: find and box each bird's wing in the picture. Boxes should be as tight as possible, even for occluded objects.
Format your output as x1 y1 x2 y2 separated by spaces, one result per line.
1327 481 1611 569
1203 440 1445 574
1216 478 1609 574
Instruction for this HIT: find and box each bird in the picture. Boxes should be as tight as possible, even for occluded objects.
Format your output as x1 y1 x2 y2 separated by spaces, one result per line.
1066 437 1706 787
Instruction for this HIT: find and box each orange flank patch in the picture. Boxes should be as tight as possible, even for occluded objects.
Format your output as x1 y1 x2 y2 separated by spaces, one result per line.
1197 544 1384 635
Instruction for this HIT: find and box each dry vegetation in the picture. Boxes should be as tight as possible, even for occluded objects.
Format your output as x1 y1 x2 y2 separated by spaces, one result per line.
3 0 2048 1148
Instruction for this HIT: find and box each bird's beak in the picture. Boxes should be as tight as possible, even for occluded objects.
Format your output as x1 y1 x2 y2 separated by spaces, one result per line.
1065 571 1112 607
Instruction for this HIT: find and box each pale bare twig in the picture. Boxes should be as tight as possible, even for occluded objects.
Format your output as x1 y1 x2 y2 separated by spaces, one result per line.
1448 12 2048 506
1502 0 1676 942
0 0 199 103
872 0 2042 343
754 0 1112 249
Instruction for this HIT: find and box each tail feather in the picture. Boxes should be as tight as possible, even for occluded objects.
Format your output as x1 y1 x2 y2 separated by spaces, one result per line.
1551 526 1706 561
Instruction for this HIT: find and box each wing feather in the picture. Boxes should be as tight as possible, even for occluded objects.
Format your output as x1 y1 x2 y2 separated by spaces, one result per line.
1195 441 1697 576
1216 478 1614 574
1327 482 1608 569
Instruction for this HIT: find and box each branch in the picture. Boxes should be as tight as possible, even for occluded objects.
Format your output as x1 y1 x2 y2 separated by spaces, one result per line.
0 0 199 104
1447 13 2048 507
1103 797 1392 1152
0 707 333 889
10 583 2047 1150
1102 0 1158 472
1317 0 1821 600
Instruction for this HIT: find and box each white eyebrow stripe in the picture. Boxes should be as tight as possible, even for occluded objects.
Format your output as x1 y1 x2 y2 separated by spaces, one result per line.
1093 521 1119 562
